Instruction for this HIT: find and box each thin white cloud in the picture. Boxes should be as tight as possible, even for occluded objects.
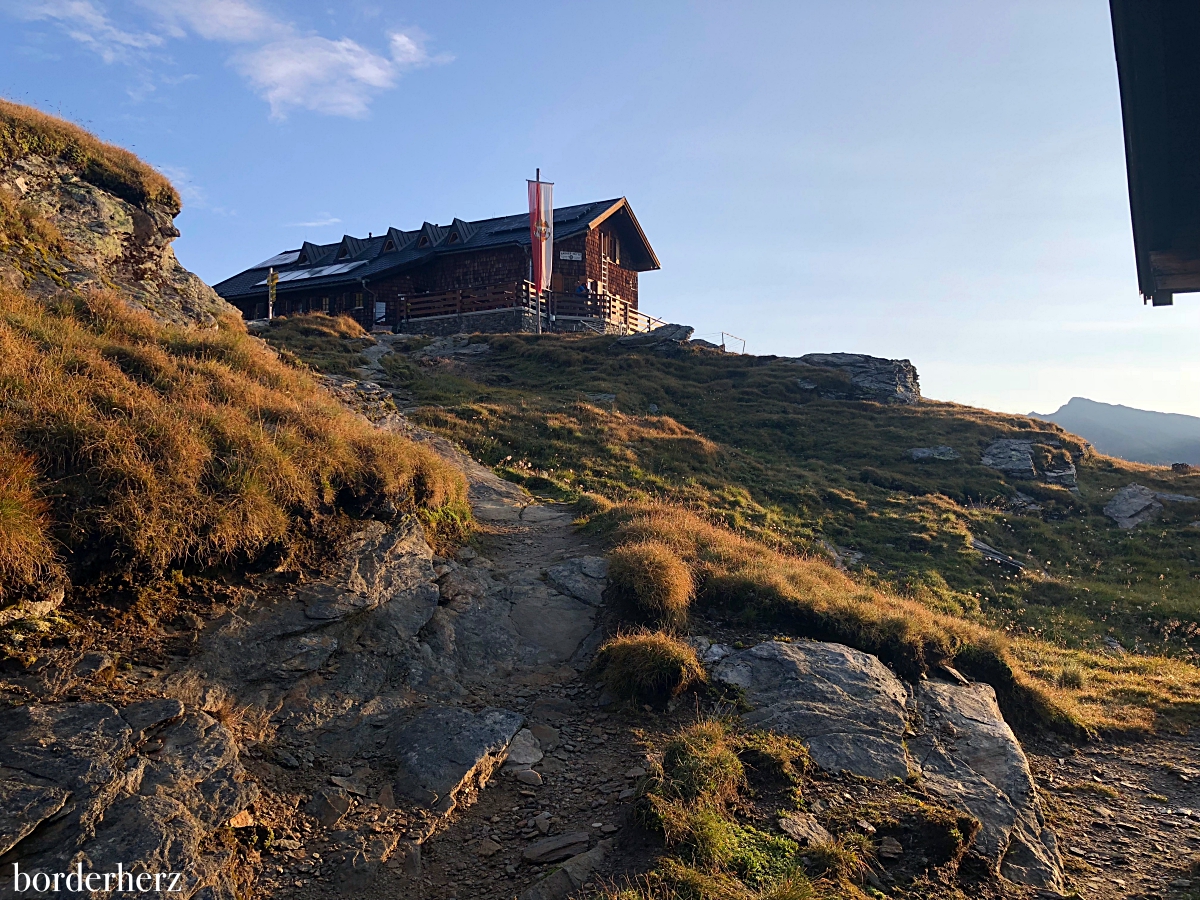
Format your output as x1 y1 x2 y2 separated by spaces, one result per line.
9 0 162 63
4 0 448 118
287 216 341 228
234 31 434 119
144 0 280 43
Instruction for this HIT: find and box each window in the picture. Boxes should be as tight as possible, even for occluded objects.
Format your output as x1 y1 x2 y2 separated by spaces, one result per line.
418 236 429 247
447 232 459 244
354 292 364 309
321 296 329 312
601 232 621 265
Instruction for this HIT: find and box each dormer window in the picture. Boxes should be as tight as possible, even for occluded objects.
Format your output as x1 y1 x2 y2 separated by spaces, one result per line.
382 239 395 252
447 232 459 244
418 236 429 247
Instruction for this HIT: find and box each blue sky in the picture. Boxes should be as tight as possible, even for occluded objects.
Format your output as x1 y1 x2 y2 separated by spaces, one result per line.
3 1 1199 416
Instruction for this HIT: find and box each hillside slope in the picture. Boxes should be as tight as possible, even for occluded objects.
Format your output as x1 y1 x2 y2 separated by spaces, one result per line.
263 323 1200 733
1032 396 1200 466
0 99 466 642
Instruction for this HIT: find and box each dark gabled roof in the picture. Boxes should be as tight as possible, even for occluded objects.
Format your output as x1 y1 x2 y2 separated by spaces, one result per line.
213 198 660 300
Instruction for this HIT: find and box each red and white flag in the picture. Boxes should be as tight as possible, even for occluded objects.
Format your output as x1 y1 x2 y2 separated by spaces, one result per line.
528 176 554 294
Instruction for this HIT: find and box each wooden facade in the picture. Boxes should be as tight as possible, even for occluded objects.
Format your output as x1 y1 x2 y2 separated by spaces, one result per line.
215 198 661 334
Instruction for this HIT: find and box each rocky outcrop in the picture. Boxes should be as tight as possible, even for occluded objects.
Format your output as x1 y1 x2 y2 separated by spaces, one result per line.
1104 483 1199 529
0 153 236 327
714 640 1062 891
910 681 1062 889
616 323 694 347
0 700 256 898
981 438 1078 489
795 353 921 404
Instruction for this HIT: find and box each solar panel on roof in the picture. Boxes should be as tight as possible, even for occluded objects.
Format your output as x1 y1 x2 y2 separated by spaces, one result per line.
250 250 301 269
253 260 366 285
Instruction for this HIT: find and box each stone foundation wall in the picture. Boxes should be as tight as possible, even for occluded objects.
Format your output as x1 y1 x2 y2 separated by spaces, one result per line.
402 306 541 336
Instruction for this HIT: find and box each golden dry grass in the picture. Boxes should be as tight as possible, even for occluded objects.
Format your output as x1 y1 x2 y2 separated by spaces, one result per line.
608 539 695 629
656 719 747 806
0 285 466 600
0 98 179 212
592 630 706 700
0 446 56 599
593 502 1200 734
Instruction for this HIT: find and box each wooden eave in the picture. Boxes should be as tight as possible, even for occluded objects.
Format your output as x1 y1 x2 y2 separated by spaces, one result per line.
585 199 661 271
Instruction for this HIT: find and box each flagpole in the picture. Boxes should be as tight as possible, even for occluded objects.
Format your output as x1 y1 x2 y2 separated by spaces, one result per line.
535 168 542 334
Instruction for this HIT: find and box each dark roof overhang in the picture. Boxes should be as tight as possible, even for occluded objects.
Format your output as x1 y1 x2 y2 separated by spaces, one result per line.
1111 0 1200 305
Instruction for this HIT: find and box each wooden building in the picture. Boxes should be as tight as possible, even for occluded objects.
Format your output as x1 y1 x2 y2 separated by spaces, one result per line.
213 198 662 334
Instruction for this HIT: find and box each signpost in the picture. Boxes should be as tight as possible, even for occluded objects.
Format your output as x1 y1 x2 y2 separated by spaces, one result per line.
266 267 278 320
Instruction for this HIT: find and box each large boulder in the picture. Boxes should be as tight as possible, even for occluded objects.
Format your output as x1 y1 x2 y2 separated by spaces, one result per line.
796 353 921 404
713 641 910 780
1104 483 1199 529
910 681 1062 889
713 640 1062 891
390 706 523 814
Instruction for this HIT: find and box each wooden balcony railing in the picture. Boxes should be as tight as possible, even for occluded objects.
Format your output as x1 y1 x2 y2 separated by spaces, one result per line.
394 281 663 333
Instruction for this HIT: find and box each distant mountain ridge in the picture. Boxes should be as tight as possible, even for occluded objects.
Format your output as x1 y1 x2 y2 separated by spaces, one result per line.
1030 397 1200 465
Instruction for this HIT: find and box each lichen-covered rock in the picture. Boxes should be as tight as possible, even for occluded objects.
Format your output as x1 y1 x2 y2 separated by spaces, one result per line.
980 439 1039 479
911 681 1062 890
796 353 921 404
714 640 1063 891
617 323 694 347
910 445 960 461
981 437 1078 489
0 153 236 327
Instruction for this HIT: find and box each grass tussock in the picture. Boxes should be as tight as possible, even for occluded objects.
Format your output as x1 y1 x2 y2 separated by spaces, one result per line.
592 630 706 701
608 539 694 629
630 719 869 900
0 446 57 600
0 286 467 600
0 99 179 212
260 313 375 375
656 719 746 805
